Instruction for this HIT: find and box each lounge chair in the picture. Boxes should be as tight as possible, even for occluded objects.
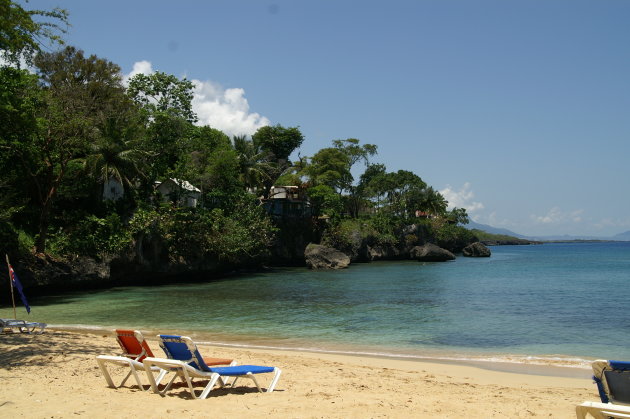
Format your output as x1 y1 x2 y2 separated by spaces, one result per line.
96 329 169 391
576 360 630 418
0 318 47 334
142 334 281 399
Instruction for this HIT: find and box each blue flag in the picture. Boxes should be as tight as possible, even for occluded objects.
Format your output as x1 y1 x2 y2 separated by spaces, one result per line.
8 264 30 314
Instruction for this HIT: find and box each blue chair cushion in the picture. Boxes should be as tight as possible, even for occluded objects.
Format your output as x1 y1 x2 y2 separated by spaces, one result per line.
609 361 630 371
159 334 208 370
210 365 275 376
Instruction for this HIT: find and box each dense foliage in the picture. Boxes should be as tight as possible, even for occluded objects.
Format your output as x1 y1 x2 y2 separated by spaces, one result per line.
0 0 473 274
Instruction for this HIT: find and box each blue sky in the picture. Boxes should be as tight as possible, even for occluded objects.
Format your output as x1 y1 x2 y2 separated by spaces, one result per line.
27 0 630 237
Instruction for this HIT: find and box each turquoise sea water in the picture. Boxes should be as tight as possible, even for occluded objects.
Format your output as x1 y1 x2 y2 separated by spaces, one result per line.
2 242 629 368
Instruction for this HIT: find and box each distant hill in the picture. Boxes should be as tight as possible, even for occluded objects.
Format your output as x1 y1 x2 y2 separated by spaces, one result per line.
525 234 605 241
465 221 526 238
613 230 630 241
465 221 630 242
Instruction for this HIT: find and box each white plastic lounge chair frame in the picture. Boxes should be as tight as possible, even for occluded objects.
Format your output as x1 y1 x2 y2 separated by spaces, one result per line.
96 330 168 391
0 318 47 334
96 355 168 391
143 356 281 399
576 401 630 419
143 335 280 399
143 357 226 399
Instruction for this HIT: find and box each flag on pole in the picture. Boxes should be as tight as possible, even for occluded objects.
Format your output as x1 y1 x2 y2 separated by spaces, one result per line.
8 263 30 314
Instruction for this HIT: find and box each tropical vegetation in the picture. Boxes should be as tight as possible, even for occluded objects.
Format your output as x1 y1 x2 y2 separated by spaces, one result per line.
0 0 474 278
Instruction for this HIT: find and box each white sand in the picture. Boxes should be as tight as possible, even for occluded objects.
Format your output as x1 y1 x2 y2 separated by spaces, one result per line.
0 329 598 418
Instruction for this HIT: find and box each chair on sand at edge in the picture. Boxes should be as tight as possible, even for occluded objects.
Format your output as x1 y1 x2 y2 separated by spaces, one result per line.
96 329 170 391
576 360 630 419
0 318 47 334
142 334 281 399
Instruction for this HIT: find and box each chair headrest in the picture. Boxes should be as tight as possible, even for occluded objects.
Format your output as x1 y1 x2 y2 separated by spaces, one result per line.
115 329 154 360
158 334 210 372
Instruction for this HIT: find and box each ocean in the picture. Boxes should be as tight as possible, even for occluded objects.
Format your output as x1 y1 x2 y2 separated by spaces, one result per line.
2 242 628 370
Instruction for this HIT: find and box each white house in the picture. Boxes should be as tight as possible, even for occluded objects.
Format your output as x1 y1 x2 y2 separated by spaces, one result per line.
268 185 300 200
155 178 201 207
263 185 311 218
103 178 124 201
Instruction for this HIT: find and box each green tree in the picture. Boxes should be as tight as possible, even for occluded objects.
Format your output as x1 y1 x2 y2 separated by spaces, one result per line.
233 135 275 194
331 138 378 217
126 72 198 185
189 125 231 151
418 186 448 216
0 66 41 251
251 124 304 195
0 0 68 66
82 115 149 199
305 148 352 192
171 126 242 207
252 124 304 162
201 148 241 192
357 163 389 211
332 138 377 168
382 170 427 217
307 184 344 222
126 71 196 123
447 207 469 225
20 46 129 253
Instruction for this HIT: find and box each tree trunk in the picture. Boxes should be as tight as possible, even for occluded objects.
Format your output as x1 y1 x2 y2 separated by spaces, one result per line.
34 174 61 254
35 200 51 254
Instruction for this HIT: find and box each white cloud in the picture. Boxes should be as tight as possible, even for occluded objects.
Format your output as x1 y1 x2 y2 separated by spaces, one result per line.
531 207 584 224
0 55 31 71
192 80 270 138
473 211 512 227
122 60 154 85
123 60 270 137
439 182 484 212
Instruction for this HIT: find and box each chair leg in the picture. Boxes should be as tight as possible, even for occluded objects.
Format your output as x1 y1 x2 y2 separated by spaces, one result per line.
267 368 282 392
118 369 134 387
198 373 221 400
145 363 175 395
154 369 168 386
129 367 147 390
96 357 117 388
246 373 262 392
159 373 180 396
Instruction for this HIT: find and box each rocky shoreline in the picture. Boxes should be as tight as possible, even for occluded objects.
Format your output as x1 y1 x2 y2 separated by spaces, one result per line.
4 223 499 299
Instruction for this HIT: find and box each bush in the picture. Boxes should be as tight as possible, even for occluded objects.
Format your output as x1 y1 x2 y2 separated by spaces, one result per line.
434 223 477 252
322 214 398 253
48 214 133 259
130 196 276 265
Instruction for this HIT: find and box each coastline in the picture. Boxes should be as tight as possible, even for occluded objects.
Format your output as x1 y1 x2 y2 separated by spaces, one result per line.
0 328 596 418
51 324 595 377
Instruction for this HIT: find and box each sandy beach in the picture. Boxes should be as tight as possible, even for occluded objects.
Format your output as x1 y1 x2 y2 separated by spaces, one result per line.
0 329 598 418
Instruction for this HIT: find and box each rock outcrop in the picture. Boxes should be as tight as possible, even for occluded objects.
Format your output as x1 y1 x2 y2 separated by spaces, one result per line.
463 242 492 257
410 243 456 262
304 243 351 269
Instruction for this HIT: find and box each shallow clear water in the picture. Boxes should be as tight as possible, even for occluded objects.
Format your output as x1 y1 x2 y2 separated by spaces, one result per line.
3 242 629 367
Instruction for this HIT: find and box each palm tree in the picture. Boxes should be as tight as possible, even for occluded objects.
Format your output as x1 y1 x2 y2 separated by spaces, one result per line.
233 135 276 195
83 118 149 199
420 187 448 216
